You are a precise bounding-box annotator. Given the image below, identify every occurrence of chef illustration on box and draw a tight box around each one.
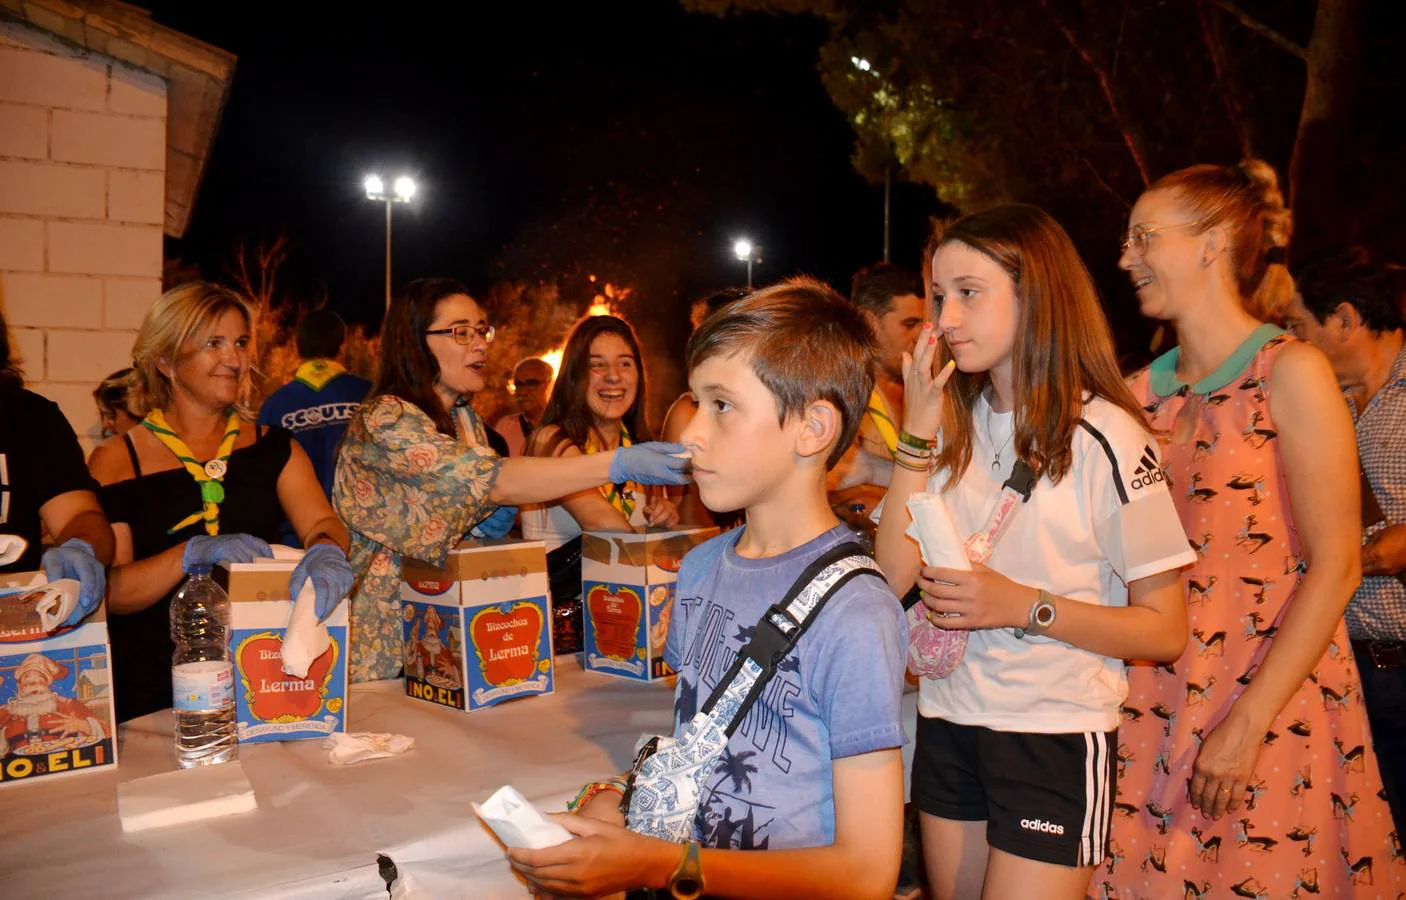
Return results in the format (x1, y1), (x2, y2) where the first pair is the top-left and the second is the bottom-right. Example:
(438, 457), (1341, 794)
(0, 654), (107, 758)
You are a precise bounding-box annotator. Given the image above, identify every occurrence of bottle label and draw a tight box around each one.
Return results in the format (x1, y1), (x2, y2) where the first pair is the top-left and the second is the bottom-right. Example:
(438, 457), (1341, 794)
(172, 660), (235, 712)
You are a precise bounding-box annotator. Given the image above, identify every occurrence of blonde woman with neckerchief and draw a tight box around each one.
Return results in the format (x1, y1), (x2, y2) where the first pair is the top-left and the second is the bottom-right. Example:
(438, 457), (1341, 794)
(89, 283), (353, 722)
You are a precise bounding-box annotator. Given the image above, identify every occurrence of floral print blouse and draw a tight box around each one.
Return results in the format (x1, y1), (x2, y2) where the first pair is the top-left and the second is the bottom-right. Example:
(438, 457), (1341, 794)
(334, 396), (501, 682)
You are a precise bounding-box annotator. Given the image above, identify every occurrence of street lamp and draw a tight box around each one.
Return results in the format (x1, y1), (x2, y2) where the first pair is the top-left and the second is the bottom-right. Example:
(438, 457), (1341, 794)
(364, 174), (416, 311)
(732, 238), (760, 288)
(851, 55), (892, 263)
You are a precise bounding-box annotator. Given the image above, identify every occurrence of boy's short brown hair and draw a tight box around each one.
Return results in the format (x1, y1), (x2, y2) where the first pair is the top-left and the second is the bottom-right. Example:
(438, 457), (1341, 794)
(687, 277), (878, 469)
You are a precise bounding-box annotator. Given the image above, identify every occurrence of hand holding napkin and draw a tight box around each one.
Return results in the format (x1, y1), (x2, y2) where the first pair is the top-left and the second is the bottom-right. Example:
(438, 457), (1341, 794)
(473, 785), (573, 849)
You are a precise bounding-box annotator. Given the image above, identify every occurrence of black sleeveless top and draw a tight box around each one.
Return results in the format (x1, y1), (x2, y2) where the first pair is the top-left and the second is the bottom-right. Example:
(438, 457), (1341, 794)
(99, 427), (292, 722)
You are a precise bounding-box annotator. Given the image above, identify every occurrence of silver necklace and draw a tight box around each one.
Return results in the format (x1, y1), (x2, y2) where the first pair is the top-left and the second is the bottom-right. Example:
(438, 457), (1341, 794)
(985, 401), (1014, 471)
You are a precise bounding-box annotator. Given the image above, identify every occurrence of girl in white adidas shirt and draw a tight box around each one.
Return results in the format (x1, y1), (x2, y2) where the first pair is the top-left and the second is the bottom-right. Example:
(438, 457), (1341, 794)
(876, 205), (1195, 900)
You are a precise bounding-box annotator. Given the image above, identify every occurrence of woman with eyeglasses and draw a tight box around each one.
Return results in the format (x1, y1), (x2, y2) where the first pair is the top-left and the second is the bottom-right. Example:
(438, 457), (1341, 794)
(334, 279), (689, 683)
(1105, 161), (1402, 897)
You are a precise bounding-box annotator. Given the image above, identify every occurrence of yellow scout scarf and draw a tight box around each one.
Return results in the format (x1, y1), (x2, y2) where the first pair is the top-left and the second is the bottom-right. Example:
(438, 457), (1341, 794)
(142, 409), (240, 535)
(294, 359), (347, 391)
(585, 426), (638, 519)
(866, 388), (899, 459)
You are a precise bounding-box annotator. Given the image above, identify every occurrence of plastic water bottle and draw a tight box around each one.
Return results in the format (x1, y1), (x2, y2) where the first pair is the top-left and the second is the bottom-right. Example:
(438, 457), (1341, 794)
(170, 567), (237, 767)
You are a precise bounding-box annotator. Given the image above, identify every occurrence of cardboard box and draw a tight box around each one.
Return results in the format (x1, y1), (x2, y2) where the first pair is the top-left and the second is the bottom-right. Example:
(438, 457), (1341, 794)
(215, 560), (349, 742)
(0, 572), (118, 786)
(580, 528), (717, 681)
(401, 539), (554, 712)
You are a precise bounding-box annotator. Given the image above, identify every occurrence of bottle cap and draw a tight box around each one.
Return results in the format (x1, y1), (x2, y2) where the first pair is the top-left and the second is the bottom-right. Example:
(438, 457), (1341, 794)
(186, 565), (213, 577)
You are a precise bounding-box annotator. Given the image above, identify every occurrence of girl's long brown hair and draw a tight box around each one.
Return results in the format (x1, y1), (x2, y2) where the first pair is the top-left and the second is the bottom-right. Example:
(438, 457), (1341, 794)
(931, 204), (1147, 488)
(529, 314), (652, 456)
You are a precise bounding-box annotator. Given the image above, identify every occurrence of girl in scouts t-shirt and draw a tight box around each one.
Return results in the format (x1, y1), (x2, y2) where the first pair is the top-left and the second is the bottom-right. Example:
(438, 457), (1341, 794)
(875, 205), (1195, 900)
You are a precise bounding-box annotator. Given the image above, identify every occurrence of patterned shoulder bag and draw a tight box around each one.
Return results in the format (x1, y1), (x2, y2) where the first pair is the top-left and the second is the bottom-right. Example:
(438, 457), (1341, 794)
(621, 541), (884, 843)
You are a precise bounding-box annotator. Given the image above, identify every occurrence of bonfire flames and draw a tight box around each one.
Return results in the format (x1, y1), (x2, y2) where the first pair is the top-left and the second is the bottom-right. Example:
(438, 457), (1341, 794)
(539, 276), (631, 377)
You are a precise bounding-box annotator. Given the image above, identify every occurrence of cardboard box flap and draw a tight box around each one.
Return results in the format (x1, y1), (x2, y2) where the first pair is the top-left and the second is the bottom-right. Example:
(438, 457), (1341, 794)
(581, 528), (718, 570)
(215, 565), (295, 603)
(404, 541), (548, 594)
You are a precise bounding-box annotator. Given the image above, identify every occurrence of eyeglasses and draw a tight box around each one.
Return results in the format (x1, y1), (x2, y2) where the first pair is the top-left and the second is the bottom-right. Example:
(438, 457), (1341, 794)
(425, 324), (495, 345)
(1120, 220), (1204, 255)
(514, 378), (548, 389)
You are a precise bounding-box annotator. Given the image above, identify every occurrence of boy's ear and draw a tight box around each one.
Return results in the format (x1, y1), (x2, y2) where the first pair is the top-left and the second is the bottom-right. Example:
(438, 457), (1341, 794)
(795, 399), (842, 463)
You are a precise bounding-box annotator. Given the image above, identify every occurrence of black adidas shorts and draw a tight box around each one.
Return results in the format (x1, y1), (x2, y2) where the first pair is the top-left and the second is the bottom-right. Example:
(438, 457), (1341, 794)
(911, 716), (1117, 868)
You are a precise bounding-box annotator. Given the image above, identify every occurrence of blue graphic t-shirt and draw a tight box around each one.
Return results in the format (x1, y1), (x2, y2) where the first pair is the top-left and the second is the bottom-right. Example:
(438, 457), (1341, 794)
(664, 524), (907, 851)
(257, 360), (371, 498)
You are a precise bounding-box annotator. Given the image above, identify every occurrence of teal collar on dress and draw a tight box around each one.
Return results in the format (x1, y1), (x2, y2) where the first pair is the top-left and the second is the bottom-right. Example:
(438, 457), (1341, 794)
(1148, 323), (1286, 397)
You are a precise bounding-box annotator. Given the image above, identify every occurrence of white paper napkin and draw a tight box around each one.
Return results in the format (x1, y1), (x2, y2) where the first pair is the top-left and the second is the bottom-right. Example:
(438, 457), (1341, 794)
(33, 579), (81, 631)
(267, 545), (331, 679)
(906, 492), (972, 570)
(0, 535), (28, 567)
(324, 731), (415, 766)
(472, 785), (573, 850)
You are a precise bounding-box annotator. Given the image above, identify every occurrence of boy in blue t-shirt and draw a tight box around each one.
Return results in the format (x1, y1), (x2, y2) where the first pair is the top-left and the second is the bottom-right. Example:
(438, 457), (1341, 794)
(509, 279), (908, 898)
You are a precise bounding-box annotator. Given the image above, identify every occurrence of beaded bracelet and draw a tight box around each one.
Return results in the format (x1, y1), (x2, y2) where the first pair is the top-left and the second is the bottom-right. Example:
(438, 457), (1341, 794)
(567, 778), (627, 813)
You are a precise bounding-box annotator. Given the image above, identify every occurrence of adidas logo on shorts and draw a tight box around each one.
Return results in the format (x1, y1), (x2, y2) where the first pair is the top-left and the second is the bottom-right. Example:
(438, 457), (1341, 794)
(1020, 817), (1066, 836)
(1130, 445), (1166, 490)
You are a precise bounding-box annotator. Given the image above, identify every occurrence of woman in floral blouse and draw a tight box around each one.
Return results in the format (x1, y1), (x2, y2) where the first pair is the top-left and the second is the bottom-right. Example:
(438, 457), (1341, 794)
(335, 278), (690, 682)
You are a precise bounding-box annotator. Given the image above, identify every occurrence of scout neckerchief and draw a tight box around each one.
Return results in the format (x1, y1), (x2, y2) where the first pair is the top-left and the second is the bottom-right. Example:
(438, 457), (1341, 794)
(142, 409), (241, 535)
(293, 358), (347, 391)
(584, 425), (638, 519)
(866, 387), (899, 459)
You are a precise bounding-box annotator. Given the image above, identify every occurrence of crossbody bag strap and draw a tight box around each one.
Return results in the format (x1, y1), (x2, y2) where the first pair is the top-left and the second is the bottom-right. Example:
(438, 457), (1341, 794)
(700, 541), (882, 737)
(899, 458), (1037, 611)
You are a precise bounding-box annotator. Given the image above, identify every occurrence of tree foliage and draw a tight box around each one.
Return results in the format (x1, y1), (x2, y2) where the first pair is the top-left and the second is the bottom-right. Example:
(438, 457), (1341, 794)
(689, 0), (1313, 234)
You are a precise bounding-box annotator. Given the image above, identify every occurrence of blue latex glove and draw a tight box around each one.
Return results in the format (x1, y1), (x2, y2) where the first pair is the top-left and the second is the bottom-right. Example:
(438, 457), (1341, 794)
(289, 544), (355, 622)
(471, 504), (519, 539)
(41, 538), (105, 627)
(182, 534), (273, 574)
(609, 442), (691, 486)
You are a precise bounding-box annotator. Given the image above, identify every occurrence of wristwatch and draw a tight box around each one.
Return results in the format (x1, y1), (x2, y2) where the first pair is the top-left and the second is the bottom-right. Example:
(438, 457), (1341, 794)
(1015, 590), (1057, 639)
(666, 841), (705, 900)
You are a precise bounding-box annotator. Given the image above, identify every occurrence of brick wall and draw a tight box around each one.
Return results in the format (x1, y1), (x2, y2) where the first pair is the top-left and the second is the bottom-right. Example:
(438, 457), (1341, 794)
(0, 23), (167, 452)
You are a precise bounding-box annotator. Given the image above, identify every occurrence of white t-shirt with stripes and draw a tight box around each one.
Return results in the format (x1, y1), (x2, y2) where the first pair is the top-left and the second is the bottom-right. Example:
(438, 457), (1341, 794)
(915, 393), (1195, 733)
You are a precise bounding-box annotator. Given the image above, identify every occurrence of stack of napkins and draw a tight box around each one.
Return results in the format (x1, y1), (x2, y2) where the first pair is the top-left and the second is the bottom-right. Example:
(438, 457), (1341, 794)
(117, 761), (258, 833)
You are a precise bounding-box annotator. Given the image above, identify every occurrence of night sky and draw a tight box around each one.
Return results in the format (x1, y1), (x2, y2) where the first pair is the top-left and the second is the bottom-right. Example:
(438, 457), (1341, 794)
(144, 2), (946, 332)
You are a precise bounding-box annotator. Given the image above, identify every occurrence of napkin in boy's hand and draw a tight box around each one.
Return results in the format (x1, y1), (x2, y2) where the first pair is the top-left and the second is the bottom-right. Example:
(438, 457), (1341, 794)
(324, 731), (415, 766)
(473, 785), (573, 849)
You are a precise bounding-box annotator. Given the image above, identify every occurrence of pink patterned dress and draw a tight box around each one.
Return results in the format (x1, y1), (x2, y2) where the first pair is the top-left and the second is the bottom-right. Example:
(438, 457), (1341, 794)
(1103, 326), (1404, 899)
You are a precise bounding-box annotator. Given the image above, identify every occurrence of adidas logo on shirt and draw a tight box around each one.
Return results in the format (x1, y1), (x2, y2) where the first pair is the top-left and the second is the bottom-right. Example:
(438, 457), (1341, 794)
(1020, 817), (1066, 835)
(1130, 445), (1166, 490)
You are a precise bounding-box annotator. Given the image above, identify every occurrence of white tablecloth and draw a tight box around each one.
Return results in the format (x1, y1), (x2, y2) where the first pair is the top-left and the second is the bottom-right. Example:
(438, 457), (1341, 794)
(3, 659), (920, 899)
(1, 658), (675, 899)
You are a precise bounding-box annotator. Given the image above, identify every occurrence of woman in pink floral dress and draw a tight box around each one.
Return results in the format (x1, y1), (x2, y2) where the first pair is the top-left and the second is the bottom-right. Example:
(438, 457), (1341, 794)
(1103, 161), (1404, 898)
(334, 278), (690, 682)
